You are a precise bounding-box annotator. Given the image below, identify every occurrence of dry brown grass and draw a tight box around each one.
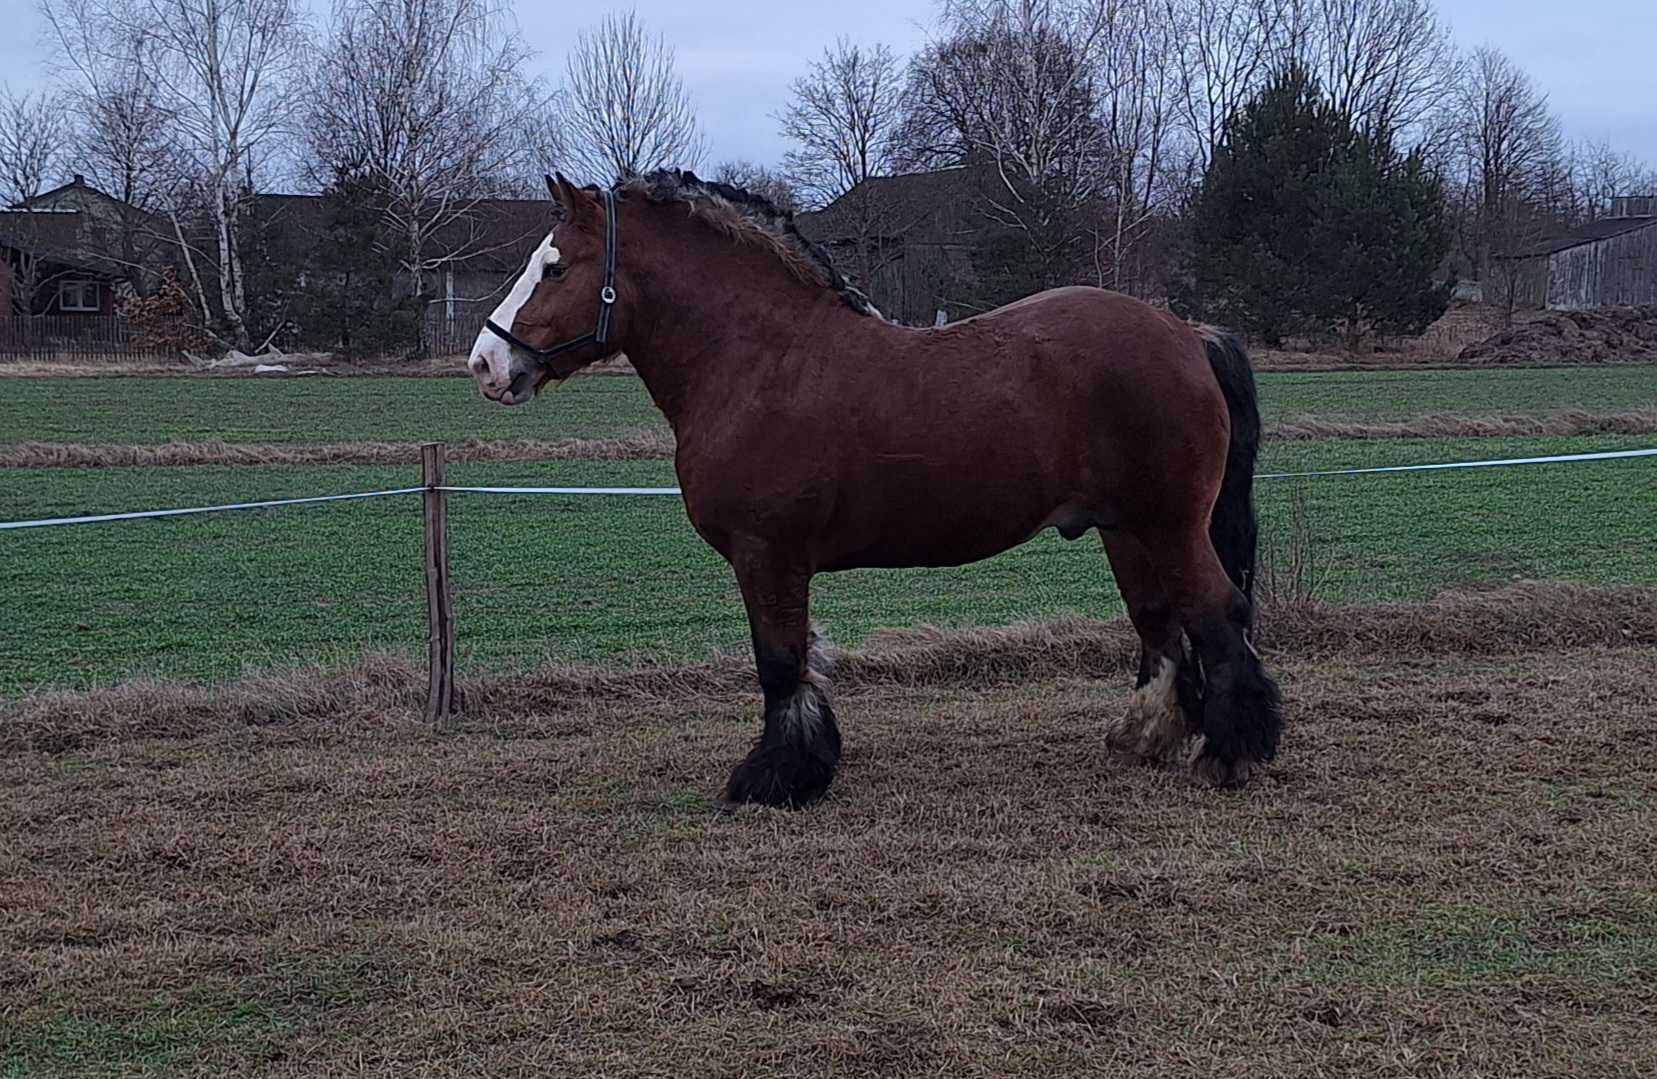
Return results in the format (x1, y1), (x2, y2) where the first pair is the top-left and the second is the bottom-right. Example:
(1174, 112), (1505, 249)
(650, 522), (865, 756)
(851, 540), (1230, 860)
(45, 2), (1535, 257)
(0, 359), (196, 378)
(0, 355), (639, 379)
(1266, 407), (1657, 441)
(6, 410), (1655, 470)
(8, 582), (1652, 752)
(4, 582), (1655, 1076)
(0, 430), (676, 469)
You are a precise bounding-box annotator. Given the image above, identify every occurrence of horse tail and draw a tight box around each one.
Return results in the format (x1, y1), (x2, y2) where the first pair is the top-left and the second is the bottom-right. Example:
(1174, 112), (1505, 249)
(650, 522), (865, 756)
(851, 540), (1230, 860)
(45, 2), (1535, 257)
(1198, 326), (1262, 606)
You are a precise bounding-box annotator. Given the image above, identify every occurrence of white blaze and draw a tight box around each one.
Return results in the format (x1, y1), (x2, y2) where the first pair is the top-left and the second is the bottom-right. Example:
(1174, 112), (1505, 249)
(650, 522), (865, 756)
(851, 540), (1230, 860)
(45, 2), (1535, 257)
(467, 231), (561, 384)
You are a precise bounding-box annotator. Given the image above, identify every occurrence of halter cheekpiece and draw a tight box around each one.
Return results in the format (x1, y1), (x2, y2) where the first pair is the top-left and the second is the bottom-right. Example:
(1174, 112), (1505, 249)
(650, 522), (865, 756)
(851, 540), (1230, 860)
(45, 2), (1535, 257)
(483, 185), (619, 375)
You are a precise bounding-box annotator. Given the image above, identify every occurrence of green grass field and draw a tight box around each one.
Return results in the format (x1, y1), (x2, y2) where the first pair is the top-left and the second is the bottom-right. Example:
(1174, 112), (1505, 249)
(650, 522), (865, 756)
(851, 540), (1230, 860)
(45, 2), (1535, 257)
(1, 365), (1655, 447)
(3, 435), (1653, 693)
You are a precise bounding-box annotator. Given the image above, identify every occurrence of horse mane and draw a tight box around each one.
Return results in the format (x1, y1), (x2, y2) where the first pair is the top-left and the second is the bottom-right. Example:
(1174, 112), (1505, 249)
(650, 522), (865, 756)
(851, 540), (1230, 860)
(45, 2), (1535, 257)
(614, 169), (880, 318)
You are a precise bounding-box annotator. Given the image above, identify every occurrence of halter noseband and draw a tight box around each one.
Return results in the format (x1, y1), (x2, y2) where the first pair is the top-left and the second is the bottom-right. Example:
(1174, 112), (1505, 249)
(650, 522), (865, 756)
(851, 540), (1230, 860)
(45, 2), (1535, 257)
(483, 185), (619, 375)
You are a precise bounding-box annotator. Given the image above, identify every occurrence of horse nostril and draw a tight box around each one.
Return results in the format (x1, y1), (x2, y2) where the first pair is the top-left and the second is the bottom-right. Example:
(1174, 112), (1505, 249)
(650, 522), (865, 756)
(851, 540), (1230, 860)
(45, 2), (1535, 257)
(467, 354), (487, 377)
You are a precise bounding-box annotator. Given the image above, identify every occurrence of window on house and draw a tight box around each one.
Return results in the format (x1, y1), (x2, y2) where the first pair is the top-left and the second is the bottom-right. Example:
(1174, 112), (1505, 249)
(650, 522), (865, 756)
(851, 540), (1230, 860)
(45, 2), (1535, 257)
(59, 280), (100, 312)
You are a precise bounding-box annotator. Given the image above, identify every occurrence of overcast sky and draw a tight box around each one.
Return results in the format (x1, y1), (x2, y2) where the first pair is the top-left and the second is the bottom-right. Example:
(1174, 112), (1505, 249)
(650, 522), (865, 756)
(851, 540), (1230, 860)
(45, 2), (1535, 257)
(3, 0), (1653, 178)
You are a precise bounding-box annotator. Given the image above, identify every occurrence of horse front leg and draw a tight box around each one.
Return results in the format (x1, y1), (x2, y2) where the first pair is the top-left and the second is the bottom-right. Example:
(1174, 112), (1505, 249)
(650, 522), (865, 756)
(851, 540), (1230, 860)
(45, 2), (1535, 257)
(719, 555), (841, 809)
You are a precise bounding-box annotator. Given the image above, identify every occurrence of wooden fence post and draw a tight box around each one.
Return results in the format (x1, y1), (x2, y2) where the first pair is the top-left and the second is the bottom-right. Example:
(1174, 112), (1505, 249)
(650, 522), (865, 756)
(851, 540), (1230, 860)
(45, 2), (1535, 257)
(421, 442), (457, 723)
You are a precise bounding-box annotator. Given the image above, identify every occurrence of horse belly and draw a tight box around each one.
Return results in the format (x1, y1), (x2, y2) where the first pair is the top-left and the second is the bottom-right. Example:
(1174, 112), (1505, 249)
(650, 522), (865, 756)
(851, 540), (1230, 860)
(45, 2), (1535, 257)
(818, 477), (1073, 571)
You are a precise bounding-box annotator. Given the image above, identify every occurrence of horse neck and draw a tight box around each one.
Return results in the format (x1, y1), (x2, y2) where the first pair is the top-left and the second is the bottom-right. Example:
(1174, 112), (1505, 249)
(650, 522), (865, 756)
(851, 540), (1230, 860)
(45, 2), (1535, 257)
(618, 222), (860, 429)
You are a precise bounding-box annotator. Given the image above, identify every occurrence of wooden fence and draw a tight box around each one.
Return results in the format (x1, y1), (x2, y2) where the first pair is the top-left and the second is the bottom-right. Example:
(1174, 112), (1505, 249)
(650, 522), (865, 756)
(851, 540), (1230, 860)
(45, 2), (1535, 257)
(0, 312), (478, 362)
(6, 439), (1656, 721)
(0, 316), (183, 361)
(424, 317), (479, 357)
(423, 297), (495, 357)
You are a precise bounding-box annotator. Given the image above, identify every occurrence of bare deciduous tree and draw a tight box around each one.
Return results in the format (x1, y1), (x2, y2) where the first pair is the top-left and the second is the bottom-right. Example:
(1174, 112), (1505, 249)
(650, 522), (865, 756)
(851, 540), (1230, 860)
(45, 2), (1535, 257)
(712, 160), (801, 213)
(1451, 46), (1563, 282)
(562, 10), (705, 182)
(307, 0), (550, 340)
(942, 0), (1109, 198)
(778, 39), (904, 209)
(777, 37), (904, 296)
(895, 0), (1187, 298)
(1572, 140), (1657, 222)
(0, 85), (75, 315)
(1094, 0), (1183, 294)
(0, 87), (71, 206)
(70, 35), (180, 293)
(1165, 0), (1284, 169)
(43, 0), (304, 346)
(517, 94), (570, 195)
(894, 0), (1115, 306)
(1279, 0), (1458, 138)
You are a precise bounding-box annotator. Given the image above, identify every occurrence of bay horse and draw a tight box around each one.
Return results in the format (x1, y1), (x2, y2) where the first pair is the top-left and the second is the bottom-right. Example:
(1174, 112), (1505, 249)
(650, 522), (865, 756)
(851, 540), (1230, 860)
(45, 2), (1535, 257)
(467, 170), (1282, 807)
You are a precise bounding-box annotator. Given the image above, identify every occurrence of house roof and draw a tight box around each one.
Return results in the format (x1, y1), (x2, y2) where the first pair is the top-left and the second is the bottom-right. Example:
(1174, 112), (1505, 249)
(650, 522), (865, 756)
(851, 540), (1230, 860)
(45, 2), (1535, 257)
(1504, 214), (1657, 258)
(17, 175), (97, 207)
(0, 211), (127, 278)
(252, 194), (553, 274)
(795, 166), (993, 246)
(16, 175), (170, 232)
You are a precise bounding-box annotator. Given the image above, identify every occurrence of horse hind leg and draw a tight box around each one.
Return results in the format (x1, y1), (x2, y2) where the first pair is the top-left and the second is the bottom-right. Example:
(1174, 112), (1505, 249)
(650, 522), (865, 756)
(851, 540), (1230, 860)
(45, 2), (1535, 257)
(1140, 524), (1283, 787)
(1101, 531), (1202, 765)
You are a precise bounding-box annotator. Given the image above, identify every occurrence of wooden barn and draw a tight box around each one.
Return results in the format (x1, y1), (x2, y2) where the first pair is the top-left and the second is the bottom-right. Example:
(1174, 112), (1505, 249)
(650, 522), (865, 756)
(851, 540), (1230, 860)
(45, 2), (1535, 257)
(1499, 195), (1657, 310)
(794, 167), (990, 326)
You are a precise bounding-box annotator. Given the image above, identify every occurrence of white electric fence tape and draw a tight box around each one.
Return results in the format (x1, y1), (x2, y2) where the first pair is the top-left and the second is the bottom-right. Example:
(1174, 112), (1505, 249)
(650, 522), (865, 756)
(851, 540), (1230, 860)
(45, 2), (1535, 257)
(437, 485), (684, 496)
(0, 487), (425, 531)
(1254, 446), (1657, 479)
(2, 447), (1653, 531)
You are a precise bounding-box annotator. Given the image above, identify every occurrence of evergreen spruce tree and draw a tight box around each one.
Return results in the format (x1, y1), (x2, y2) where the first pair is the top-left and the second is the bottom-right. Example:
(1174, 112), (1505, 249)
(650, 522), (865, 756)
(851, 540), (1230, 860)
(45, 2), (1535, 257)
(1176, 66), (1452, 347)
(964, 174), (1091, 312)
(240, 169), (420, 356)
(297, 171), (421, 356)
(1315, 128), (1454, 346)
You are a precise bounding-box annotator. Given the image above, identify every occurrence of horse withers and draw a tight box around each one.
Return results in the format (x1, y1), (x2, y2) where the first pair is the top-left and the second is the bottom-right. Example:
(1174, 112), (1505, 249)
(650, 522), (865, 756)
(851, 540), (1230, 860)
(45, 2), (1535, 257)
(467, 170), (1282, 808)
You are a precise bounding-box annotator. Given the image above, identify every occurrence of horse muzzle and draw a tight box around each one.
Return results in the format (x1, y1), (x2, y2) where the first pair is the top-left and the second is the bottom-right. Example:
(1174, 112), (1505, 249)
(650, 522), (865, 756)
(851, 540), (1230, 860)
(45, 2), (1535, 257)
(469, 344), (549, 406)
(483, 365), (546, 406)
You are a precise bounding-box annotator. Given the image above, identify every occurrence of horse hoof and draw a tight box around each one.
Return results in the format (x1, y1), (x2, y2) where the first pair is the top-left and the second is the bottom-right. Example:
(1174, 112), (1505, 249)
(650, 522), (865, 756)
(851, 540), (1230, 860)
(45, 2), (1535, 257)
(721, 742), (835, 809)
(1105, 712), (1191, 767)
(1187, 742), (1266, 789)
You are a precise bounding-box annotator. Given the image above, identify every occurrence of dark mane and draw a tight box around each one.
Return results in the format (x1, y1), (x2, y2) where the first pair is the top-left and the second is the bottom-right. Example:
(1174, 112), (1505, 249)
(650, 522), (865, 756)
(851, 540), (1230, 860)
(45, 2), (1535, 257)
(615, 169), (879, 318)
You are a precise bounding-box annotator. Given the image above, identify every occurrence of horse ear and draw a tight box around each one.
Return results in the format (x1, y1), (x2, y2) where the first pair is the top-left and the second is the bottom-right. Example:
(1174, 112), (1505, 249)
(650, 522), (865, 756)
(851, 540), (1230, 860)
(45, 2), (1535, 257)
(548, 171), (594, 227)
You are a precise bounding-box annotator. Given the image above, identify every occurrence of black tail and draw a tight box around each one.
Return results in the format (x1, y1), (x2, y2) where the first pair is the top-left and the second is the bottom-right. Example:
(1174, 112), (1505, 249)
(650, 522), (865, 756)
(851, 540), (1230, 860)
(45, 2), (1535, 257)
(1200, 329), (1262, 606)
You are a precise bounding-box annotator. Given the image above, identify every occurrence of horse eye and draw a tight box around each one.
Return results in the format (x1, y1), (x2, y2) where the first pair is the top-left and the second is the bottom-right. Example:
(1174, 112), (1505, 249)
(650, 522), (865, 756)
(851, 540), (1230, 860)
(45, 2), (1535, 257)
(542, 262), (565, 280)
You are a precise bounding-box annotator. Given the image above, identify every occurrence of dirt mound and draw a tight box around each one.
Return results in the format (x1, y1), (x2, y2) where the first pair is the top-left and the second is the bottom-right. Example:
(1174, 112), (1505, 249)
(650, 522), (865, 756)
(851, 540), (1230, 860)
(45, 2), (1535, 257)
(1459, 306), (1657, 364)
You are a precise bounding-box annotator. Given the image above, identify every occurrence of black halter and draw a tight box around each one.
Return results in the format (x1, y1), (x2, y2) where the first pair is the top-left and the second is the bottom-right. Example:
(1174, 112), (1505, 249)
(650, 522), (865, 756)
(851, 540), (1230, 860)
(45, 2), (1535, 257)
(483, 185), (619, 372)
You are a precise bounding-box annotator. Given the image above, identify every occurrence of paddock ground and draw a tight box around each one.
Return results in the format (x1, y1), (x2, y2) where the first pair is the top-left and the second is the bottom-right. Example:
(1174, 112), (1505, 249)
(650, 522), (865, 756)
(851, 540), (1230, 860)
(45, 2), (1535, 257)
(2, 368), (1655, 1074)
(3, 585), (1655, 1076)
